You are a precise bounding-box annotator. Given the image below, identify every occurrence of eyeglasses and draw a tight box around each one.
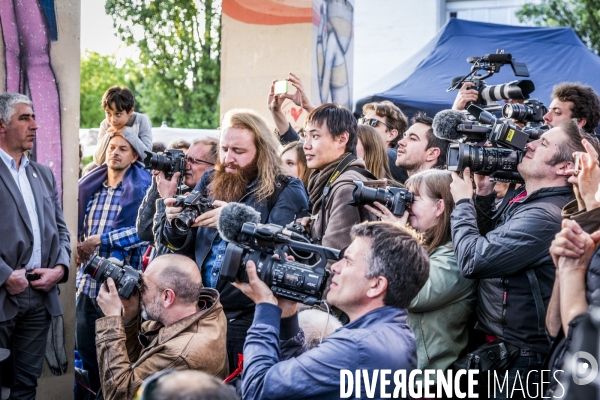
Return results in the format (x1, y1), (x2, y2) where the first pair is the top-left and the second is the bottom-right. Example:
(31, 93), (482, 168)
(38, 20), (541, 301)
(359, 117), (393, 131)
(185, 156), (215, 166)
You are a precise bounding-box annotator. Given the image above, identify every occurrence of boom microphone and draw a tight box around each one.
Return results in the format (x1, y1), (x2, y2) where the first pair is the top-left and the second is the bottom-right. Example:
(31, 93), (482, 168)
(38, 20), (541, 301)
(432, 109), (468, 142)
(218, 203), (261, 243)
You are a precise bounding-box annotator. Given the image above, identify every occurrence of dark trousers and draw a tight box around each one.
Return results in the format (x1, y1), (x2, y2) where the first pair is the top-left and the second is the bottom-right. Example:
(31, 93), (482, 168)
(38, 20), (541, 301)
(226, 314), (253, 373)
(75, 293), (104, 394)
(0, 286), (51, 400)
(489, 354), (544, 400)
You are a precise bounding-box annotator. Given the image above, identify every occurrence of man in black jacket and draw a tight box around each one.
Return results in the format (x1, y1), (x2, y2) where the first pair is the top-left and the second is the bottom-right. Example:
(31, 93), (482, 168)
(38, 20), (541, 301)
(449, 120), (586, 399)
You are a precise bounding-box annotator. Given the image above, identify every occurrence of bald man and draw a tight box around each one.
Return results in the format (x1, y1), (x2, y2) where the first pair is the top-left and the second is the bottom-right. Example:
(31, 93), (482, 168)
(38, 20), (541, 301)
(95, 254), (228, 400)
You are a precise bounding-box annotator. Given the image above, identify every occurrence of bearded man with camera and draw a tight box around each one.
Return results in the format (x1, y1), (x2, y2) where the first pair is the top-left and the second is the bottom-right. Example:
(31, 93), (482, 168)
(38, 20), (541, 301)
(94, 254), (228, 400)
(162, 109), (308, 373)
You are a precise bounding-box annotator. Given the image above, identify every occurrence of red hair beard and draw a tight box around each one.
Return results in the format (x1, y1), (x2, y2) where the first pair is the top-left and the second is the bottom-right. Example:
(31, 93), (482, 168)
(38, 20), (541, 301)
(208, 158), (259, 203)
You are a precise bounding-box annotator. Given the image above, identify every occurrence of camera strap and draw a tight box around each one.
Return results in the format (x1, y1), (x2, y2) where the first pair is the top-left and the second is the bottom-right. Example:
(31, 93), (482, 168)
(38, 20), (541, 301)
(316, 154), (363, 242)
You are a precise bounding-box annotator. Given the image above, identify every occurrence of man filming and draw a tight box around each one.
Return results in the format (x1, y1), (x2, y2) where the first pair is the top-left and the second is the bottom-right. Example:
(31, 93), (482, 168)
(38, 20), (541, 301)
(449, 120), (588, 397)
(95, 254), (228, 400)
(233, 221), (429, 400)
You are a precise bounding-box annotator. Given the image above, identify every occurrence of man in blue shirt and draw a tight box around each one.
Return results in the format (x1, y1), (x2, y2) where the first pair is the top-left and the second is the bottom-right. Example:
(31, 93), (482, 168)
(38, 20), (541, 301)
(76, 134), (151, 394)
(233, 221), (430, 400)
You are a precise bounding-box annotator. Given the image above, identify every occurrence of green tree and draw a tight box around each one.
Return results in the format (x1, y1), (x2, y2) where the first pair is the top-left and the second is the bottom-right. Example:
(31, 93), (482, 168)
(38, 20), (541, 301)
(517, 0), (600, 55)
(105, 0), (221, 128)
(80, 51), (141, 128)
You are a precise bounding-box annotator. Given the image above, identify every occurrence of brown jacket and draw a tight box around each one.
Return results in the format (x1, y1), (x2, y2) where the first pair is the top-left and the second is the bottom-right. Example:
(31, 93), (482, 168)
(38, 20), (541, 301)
(95, 288), (228, 400)
(309, 158), (376, 251)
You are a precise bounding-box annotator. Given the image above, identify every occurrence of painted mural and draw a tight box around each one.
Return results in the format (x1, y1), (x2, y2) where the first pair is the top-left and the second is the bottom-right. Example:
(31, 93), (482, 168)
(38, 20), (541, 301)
(315, 0), (353, 110)
(0, 0), (63, 194)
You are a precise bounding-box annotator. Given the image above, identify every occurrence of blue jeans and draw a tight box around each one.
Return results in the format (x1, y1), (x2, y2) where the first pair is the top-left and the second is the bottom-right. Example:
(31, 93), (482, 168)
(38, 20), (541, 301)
(75, 294), (104, 394)
(490, 354), (544, 399)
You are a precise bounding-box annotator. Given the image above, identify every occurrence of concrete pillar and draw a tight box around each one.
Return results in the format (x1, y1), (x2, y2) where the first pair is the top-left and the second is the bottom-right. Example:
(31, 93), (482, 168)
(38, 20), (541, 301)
(0, 0), (79, 398)
(221, 0), (354, 132)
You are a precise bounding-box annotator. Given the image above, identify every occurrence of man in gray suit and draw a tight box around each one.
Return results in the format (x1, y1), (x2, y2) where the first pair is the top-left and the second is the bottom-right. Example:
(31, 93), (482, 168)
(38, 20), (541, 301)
(0, 93), (70, 399)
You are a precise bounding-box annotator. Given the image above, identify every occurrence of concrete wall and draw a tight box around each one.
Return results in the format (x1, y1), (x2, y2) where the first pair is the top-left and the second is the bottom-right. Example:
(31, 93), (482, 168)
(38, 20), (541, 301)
(0, 0), (79, 398)
(221, 0), (355, 132)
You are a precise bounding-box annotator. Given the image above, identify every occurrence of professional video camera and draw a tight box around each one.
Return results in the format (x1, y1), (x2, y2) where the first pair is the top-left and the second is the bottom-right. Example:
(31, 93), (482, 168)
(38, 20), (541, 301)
(170, 190), (215, 235)
(217, 203), (340, 305)
(348, 180), (413, 217)
(433, 103), (550, 183)
(448, 50), (534, 108)
(83, 255), (142, 299)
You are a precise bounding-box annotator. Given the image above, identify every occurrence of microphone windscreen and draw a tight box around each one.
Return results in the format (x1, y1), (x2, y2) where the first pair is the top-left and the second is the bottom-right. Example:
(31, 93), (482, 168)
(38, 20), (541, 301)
(432, 109), (467, 142)
(218, 202), (261, 243)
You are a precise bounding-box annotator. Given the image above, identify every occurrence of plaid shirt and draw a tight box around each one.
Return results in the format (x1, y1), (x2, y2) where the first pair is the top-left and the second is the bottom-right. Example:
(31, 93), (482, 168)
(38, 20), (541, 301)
(76, 181), (148, 298)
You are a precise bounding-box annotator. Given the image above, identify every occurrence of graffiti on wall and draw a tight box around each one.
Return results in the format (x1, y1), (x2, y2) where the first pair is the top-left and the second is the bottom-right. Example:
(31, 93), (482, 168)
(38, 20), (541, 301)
(0, 0), (63, 194)
(315, 0), (353, 110)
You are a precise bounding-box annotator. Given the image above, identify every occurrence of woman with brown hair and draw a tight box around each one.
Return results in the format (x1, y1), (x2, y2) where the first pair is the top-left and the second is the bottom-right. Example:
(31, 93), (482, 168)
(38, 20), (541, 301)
(357, 124), (401, 186)
(280, 141), (313, 188)
(365, 169), (476, 391)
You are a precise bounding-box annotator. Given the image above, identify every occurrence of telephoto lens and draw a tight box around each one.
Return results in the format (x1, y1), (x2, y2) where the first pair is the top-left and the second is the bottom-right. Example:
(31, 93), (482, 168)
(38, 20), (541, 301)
(349, 181), (413, 217)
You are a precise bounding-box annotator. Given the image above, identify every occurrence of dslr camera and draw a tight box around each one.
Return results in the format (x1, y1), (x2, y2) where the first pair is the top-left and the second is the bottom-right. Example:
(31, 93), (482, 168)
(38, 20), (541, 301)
(143, 149), (186, 180)
(219, 222), (340, 306)
(83, 255), (141, 299)
(171, 190), (215, 235)
(348, 180), (413, 217)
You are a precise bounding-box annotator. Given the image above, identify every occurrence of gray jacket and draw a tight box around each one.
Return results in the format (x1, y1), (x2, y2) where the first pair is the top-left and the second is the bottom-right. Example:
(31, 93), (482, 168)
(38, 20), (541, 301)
(0, 160), (70, 321)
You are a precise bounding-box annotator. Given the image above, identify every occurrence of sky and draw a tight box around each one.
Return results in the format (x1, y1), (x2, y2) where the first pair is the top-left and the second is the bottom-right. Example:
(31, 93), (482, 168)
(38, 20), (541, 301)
(80, 1), (126, 57)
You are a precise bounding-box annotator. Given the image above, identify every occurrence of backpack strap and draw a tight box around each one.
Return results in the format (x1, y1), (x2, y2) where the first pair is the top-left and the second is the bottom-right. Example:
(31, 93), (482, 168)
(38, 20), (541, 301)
(264, 175), (292, 221)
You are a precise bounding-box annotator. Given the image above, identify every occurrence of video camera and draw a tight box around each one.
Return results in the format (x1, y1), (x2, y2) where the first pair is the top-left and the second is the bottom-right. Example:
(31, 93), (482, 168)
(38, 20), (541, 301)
(438, 51), (550, 183)
(448, 50), (534, 108)
(83, 255), (142, 299)
(217, 203), (340, 305)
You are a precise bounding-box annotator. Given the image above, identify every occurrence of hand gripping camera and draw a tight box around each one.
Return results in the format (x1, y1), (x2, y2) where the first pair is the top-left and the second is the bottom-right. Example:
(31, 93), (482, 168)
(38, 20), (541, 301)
(83, 255), (142, 299)
(171, 190), (215, 235)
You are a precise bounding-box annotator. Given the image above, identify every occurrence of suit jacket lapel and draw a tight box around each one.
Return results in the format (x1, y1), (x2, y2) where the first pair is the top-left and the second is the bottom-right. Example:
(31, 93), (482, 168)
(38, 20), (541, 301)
(0, 159), (33, 234)
(26, 163), (44, 234)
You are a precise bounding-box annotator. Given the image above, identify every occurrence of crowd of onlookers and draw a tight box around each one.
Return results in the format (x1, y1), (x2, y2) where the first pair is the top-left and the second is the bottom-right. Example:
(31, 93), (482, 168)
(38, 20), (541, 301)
(2, 74), (600, 400)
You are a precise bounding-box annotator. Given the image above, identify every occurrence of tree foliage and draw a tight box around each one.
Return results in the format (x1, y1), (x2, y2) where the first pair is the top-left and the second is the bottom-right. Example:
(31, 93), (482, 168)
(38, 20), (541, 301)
(105, 0), (221, 128)
(80, 51), (141, 128)
(517, 0), (600, 55)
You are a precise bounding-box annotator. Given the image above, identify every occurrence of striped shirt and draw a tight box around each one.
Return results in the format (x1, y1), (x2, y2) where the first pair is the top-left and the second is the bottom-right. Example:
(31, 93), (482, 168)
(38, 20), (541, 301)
(76, 181), (147, 298)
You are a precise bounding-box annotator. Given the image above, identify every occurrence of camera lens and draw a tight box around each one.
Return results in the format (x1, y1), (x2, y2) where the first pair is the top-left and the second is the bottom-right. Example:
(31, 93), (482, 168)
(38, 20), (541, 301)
(172, 209), (199, 235)
(350, 181), (393, 206)
(502, 103), (533, 121)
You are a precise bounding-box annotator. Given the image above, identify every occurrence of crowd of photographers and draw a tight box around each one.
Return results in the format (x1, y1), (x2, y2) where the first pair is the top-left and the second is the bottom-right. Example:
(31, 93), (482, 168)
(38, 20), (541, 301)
(56, 63), (600, 400)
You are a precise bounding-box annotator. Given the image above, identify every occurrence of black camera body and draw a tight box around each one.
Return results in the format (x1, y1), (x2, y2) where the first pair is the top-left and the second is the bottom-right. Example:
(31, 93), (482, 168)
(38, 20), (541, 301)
(143, 149), (186, 180)
(84, 255), (141, 299)
(219, 222), (340, 305)
(446, 103), (549, 183)
(171, 190), (215, 235)
(502, 99), (547, 125)
(348, 180), (414, 217)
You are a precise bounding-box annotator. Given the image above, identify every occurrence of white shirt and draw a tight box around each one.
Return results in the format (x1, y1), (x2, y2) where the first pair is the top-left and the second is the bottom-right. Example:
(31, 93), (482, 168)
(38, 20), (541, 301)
(0, 148), (41, 270)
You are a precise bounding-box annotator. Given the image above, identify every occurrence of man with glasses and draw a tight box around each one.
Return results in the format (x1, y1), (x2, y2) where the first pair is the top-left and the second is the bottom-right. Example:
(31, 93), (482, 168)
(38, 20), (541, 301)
(136, 137), (219, 256)
(95, 253), (228, 400)
(360, 101), (409, 183)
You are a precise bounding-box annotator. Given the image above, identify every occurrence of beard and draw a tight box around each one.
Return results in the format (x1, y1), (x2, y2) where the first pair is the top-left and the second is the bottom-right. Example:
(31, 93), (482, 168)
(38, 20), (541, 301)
(209, 157), (259, 202)
(141, 296), (163, 322)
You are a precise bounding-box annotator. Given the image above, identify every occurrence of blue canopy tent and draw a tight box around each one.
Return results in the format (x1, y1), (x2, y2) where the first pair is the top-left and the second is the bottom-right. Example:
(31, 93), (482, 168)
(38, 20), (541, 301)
(355, 18), (600, 121)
